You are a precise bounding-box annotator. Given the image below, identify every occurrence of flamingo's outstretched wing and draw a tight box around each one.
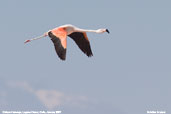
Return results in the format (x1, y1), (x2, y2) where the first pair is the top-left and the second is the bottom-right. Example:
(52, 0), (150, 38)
(48, 30), (67, 60)
(68, 32), (93, 57)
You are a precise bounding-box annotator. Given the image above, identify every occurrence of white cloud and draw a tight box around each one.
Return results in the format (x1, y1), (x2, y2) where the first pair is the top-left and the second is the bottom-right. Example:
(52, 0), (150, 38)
(7, 81), (88, 110)
(35, 90), (64, 109)
(7, 81), (34, 93)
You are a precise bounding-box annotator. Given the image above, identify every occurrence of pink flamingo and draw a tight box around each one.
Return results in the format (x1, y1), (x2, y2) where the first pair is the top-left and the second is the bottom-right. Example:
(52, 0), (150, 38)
(25, 24), (110, 60)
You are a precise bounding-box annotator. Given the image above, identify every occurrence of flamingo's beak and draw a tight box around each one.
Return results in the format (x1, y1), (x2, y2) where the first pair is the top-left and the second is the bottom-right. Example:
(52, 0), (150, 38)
(106, 29), (110, 34)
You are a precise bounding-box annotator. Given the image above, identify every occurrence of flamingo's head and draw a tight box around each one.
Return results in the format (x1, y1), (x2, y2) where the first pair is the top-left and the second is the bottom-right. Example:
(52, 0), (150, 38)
(96, 29), (110, 34)
(106, 29), (110, 33)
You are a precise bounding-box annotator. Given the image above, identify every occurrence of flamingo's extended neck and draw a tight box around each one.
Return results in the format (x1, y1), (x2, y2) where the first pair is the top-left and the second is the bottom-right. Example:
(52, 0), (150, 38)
(74, 27), (108, 34)
(75, 28), (98, 33)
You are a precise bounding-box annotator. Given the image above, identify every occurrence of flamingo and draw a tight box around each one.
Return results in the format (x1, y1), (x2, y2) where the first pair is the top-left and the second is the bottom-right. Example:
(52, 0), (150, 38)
(24, 24), (110, 60)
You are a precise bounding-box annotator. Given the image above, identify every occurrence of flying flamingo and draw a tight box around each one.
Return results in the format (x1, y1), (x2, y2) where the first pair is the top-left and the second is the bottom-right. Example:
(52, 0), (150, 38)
(24, 24), (110, 60)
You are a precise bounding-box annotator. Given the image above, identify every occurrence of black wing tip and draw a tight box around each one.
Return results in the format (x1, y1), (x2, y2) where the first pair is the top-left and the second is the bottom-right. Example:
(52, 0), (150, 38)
(60, 57), (66, 61)
(56, 48), (66, 60)
(88, 55), (93, 57)
(86, 52), (93, 57)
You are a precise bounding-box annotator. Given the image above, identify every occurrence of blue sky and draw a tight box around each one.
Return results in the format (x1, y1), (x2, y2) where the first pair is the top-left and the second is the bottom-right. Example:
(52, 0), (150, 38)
(0, 0), (171, 114)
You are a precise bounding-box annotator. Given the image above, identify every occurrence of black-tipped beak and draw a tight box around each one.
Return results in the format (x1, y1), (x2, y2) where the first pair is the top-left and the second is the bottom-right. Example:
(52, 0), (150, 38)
(106, 29), (110, 34)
